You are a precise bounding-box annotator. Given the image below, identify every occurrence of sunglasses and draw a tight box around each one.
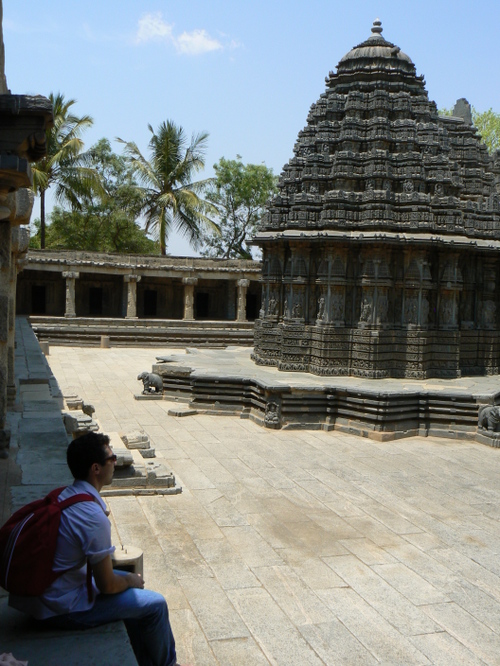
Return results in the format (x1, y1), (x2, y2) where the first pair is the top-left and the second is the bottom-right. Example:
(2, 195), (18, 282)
(104, 454), (117, 463)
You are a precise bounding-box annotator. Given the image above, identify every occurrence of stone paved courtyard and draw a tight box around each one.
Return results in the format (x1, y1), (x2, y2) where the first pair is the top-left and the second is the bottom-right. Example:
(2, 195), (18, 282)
(47, 346), (500, 665)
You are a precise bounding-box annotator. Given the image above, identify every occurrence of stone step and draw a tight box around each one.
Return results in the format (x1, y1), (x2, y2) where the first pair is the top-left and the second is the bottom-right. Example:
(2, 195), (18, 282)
(29, 316), (255, 348)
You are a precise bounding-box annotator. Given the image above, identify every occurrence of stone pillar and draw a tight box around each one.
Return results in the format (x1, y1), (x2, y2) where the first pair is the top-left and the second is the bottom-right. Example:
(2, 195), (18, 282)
(124, 274), (141, 319)
(7, 226), (29, 404)
(438, 253), (461, 330)
(481, 258), (497, 329)
(182, 277), (198, 320)
(236, 279), (250, 322)
(62, 271), (79, 317)
(0, 28), (53, 455)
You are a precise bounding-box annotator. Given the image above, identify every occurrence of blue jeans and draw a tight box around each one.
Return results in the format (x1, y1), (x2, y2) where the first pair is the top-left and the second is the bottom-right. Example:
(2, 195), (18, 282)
(40, 573), (177, 666)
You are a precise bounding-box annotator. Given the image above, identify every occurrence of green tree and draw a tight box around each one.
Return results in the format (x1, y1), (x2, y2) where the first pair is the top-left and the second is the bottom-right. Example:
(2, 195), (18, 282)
(200, 156), (277, 259)
(117, 121), (217, 255)
(440, 106), (500, 152)
(29, 139), (157, 254)
(472, 108), (500, 153)
(31, 92), (102, 248)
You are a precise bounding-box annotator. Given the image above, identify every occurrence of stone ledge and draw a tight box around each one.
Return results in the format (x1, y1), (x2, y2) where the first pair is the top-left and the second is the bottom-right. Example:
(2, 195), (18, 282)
(0, 599), (138, 666)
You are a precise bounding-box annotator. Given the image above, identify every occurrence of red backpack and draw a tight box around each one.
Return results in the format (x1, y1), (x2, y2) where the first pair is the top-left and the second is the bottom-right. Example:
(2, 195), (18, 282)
(0, 486), (94, 596)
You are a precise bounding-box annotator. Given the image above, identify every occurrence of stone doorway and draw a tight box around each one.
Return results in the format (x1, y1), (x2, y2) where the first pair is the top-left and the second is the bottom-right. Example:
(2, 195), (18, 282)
(89, 287), (103, 316)
(143, 289), (157, 317)
(195, 292), (209, 318)
(31, 285), (46, 315)
(246, 292), (259, 320)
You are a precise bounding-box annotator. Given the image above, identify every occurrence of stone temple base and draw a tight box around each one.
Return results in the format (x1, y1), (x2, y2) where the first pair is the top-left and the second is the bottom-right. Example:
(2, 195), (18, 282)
(142, 347), (500, 445)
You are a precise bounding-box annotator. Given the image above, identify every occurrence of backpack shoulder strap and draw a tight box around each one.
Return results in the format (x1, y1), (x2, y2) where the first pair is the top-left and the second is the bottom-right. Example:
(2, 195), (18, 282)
(58, 493), (96, 511)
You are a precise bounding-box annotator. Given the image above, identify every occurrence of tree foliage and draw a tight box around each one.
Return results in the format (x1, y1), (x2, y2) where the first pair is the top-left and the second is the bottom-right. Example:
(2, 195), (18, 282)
(117, 121), (217, 255)
(29, 139), (157, 254)
(472, 108), (500, 153)
(440, 106), (500, 153)
(200, 157), (277, 259)
(31, 92), (103, 248)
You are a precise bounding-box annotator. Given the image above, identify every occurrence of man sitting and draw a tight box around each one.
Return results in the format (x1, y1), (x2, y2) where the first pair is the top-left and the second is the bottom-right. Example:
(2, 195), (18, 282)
(9, 432), (185, 666)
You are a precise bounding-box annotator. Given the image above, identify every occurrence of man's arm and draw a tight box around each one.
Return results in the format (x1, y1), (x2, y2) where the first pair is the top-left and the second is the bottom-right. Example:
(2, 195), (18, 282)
(92, 555), (145, 595)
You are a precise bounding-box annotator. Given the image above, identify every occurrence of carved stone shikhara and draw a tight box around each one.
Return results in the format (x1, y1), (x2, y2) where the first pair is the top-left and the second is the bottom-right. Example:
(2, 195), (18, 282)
(253, 20), (500, 379)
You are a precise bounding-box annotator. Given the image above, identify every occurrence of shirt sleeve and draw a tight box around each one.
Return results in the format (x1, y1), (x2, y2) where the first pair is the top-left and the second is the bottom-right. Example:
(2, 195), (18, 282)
(68, 503), (115, 565)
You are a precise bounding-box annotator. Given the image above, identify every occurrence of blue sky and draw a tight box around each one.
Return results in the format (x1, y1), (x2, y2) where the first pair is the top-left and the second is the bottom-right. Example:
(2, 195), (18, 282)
(4, 0), (500, 256)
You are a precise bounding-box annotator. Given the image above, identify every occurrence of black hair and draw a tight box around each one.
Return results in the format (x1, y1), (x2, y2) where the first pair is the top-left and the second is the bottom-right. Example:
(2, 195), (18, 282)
(67, 432), (111, 480)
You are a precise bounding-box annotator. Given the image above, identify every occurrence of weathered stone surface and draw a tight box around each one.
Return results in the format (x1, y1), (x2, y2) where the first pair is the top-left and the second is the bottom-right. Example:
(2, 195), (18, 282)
(62, 410), (99, 435)
(140, 447), (156, 458)
(121, 430), (150, 449)
(114, 447), (134, 467)
(64, 391), (83, 410)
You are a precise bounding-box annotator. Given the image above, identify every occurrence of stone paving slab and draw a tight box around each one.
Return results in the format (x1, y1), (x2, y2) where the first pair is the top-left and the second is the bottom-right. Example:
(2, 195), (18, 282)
(44, 345), (500, 665)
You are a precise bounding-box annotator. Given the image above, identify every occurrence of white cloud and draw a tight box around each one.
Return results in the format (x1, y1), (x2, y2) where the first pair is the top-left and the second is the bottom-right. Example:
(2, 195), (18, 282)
(135, 13), (224, 55)
(136, 12), (173, 44)
(176, 29), (222, 55)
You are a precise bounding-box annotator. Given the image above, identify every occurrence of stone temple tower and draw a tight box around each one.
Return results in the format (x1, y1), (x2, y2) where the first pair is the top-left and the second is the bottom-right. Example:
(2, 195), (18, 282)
(253, 20), (500, 379)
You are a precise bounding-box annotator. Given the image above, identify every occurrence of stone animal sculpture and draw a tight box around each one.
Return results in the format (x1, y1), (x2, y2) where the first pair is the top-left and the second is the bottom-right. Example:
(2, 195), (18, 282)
(137, 371), (163, 394)
(478, 405), (500, 432)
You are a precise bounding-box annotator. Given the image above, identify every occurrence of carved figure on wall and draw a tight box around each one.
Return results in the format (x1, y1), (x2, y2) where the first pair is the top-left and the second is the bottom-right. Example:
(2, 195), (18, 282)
(317, 296), (325, 321)
(268, 296), (277, 315)
(137, 371), (163, 394)
(478, 405), (500, 432)
(331, 291), (344, 321)
(435, 183), (444, 196)
(404, 296), (418, 325)
(360, 294), (373, 323)
(403, 179), (414, 193)
(264, 401), (281, 428)
(292, 298), (303, 318)
(441, 296), (456, 326)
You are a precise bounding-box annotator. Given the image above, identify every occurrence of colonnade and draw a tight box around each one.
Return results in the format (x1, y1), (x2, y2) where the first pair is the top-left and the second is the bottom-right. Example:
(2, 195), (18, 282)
(59, 271), (254, 321)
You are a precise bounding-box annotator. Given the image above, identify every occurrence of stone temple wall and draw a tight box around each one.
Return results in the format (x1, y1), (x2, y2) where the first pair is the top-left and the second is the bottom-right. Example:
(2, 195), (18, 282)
(253, 20), (500, 379)
(253, 243), (500, 378)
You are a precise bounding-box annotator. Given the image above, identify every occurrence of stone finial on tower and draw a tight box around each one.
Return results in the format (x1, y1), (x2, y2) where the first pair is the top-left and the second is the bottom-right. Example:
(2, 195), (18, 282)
(371, 18), (383, 37)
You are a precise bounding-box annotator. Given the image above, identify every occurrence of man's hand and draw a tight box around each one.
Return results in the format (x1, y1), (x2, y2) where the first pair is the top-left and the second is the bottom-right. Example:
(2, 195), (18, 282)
(126, 572), (145, 589)
(93, 555), (144, 594)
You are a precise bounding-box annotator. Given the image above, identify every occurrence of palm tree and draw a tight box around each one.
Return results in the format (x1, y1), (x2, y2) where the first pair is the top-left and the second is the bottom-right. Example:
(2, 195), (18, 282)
(32, 92), (101, 248)
(117, 121), (218, 255)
